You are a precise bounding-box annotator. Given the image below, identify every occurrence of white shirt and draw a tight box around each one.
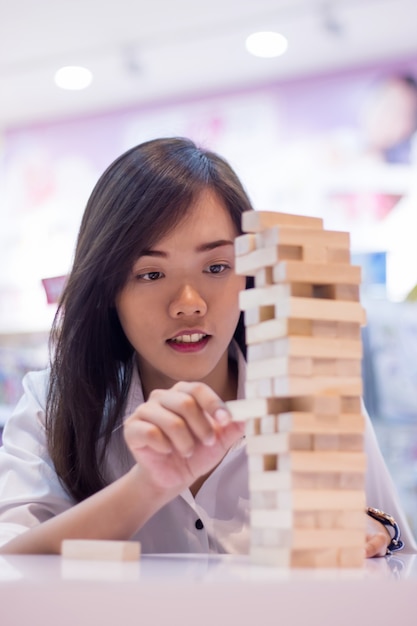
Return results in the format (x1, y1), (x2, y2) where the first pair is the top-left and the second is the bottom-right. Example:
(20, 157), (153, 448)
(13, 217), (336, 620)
(0, 347), (415, 552)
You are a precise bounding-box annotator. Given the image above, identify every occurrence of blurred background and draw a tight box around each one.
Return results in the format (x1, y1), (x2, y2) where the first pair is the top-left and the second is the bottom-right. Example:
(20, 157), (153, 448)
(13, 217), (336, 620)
(1, 0), (417, 535)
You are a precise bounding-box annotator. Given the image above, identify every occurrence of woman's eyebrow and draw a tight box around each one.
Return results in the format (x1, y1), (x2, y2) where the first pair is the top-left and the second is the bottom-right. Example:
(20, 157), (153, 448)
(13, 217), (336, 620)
(140, 239), (234, 258)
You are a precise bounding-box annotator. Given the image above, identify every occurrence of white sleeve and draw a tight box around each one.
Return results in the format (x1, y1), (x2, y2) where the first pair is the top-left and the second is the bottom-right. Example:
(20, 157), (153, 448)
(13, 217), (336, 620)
(364, 405), (417, 552)
(0, 370), (74, 547)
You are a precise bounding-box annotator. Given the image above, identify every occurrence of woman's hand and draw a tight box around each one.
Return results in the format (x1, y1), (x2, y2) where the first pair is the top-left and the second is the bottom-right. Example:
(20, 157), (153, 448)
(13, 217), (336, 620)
(124, 381), (244, 495)
(365, 514), (391, 557)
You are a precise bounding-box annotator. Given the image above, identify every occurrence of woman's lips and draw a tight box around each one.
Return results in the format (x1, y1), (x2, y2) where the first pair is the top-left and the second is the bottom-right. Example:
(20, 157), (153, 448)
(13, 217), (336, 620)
(167, 333), (210, 353)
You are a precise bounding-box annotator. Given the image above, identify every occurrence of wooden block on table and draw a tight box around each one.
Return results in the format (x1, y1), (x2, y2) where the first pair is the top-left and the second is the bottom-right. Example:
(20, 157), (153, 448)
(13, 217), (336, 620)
(272, 260), (361, 286)
(242, 210), (324, 233)
(61, 539), (141, 561)
(251, 546), (341, 568)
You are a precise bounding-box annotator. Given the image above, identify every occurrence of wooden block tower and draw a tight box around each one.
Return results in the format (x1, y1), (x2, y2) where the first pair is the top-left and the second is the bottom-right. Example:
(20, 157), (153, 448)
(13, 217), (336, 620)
(227, 211), (367, 568)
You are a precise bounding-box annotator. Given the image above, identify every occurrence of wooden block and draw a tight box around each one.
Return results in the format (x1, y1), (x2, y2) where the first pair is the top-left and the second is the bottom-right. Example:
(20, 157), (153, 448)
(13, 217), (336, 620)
(272, 260), (361, 286)
(313, 284), (360, 302)
(276, 489), (366, 511)
(280, 296), (366, 324)
(311, 320), (362, 339)
(272, 528), (365, 549)
(245, 417), (261, 436)
(234, 233), (256, 256)
(258, 225), (350, 250)
(246, 433), (313, 455)
(226, 397), (288, 421)
(239, 284), (290, 309)
(311, 358), (362, 377)
(247, 341), (276, 361)
(292, 471), (365, 490)
(254, 266), (274, 288)
(341, 396), (362, 413)
(250, 546), (291, 567)
(278, 451), (366, 473)
(242, 210), (323, 233)
(277, 411), (365, 434)
(246, 318), (312, 344)
(272, 375), (363, 397)
(327, 248), (352, 264)
(244, 305), (275, 326)
(250, 509), (292, 528)
(301, 245), (328, 263)
(61, 539), (141, 561)
(269, 336), (363, 359)
(336, 321), (363, 339)
(235, 246), (280, 275)
(291, 395), (342, 415)
(246, 356), (313, 380)
(249, 471), (292, 491)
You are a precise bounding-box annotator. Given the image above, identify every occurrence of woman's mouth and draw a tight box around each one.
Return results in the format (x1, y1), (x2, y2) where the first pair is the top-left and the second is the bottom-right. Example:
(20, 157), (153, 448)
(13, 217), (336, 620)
(167, 333), (210, 352)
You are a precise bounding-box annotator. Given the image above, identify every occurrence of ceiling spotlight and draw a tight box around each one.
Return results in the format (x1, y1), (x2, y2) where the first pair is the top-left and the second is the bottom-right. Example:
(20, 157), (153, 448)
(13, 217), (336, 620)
(54, 66), (93, 90)
(245, 31), (288, 58)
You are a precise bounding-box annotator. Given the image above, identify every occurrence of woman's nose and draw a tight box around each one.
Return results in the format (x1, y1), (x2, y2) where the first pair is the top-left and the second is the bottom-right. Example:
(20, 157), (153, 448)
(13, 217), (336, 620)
(168, 283), (207, 318)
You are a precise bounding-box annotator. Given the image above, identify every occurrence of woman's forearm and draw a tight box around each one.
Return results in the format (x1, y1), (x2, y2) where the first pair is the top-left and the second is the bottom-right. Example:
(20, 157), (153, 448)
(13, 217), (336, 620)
(0, 465), (175, 555)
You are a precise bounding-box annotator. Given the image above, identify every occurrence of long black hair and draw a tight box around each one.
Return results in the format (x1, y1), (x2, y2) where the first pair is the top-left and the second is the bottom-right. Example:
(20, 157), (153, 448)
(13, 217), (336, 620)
(46, 137), (254, 502)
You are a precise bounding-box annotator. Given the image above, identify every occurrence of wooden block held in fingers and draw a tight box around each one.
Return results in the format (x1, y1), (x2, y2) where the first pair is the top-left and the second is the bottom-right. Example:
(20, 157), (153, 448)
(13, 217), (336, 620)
(61, 539), (141, 561)
(226, 397), (290, 421)
(242, 210), (323, 233)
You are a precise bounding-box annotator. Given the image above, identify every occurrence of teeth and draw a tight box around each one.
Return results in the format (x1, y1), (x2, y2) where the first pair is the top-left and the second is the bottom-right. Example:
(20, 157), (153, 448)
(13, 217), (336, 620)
(172, 333), (206, 344)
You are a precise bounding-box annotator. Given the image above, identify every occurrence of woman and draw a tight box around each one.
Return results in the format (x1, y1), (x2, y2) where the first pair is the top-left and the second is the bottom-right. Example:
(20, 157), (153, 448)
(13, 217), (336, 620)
(0, 137), (412, 556)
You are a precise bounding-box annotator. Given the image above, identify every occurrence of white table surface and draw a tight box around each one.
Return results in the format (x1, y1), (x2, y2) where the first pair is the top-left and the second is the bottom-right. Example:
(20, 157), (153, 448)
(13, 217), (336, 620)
(0, 552), (416, 626)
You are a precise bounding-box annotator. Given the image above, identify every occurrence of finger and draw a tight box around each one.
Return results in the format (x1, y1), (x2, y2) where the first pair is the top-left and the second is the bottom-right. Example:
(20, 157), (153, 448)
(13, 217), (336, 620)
(131, 399), (197, 458)
(365, 532), (389, 558)
(171, 381), (233, 427)
(124, 418), (173, 455)
(152, 385), (222, 445)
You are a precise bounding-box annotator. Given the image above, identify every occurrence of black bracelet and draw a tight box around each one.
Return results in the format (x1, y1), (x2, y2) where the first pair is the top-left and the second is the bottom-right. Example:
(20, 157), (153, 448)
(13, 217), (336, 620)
(366, 506), (404, 554)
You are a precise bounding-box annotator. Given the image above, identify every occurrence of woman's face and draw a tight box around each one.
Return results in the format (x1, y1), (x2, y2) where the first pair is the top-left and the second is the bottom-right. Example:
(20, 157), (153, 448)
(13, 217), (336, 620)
(115, 189), (245, 396)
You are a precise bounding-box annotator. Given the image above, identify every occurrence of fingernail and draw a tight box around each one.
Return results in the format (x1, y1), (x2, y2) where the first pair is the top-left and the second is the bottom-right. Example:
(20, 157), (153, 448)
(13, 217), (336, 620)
(214, 408), (231, 426)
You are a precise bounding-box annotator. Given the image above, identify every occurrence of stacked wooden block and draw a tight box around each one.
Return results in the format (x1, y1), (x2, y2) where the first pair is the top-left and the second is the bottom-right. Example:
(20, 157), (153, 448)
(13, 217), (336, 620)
(227, 211), (367, 567)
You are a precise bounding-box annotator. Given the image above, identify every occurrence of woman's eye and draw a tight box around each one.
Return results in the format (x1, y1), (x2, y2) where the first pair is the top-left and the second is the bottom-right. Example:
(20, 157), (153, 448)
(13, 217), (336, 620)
(136, 271), (164, 281)
(206, 263), (230, 274)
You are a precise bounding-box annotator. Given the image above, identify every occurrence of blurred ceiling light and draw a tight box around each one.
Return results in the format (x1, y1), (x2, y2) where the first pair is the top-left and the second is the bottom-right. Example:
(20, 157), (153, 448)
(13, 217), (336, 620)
(245, 31), (288, 58)
(54, 66), (93, 90)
